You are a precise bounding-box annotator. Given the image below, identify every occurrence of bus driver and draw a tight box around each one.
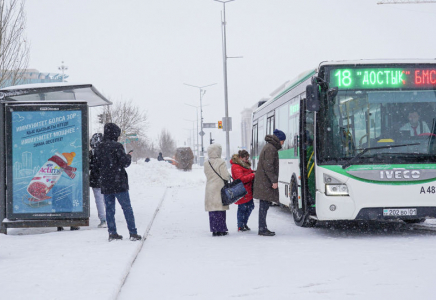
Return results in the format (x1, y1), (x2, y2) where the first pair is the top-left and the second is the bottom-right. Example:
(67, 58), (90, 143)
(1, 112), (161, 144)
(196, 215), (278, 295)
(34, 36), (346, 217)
(400, 111), (430, 136)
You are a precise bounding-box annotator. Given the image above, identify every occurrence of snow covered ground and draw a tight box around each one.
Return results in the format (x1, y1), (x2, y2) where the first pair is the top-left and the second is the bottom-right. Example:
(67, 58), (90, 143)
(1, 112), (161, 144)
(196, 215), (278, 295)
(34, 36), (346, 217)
(2, 160), (436, 300)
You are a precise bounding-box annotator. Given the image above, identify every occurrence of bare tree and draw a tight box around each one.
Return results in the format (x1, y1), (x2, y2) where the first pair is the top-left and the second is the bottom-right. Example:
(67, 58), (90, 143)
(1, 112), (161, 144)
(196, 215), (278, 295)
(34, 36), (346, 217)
(158, 129), (177, 157)
(100, 99), (148, 138)
(0, 0), (30, 88)
(158, 129), (176, 157)
(144, 141), (158, 159)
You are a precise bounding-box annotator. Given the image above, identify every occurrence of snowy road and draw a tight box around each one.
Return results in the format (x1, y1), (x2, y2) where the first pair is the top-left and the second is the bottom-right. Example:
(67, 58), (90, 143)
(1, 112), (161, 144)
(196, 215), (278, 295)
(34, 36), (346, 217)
(2, 162), (436, 300)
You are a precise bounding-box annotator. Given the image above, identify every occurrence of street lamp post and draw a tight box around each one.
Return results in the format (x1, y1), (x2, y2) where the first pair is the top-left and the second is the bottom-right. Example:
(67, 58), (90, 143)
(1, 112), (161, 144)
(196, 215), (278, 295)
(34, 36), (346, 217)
(58, 61), (68, 82)
(184, 83), (216, 166)
(213, 0), (241, 166)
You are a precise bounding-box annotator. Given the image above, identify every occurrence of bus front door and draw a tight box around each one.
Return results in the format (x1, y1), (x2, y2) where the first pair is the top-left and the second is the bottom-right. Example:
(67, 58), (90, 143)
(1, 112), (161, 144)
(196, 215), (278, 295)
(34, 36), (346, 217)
(293, 98), (316, 227)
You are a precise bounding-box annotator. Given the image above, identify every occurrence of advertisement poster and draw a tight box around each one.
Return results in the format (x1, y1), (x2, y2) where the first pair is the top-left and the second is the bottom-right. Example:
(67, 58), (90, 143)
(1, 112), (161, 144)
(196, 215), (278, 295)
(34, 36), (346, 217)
(6, 104), (88, 219)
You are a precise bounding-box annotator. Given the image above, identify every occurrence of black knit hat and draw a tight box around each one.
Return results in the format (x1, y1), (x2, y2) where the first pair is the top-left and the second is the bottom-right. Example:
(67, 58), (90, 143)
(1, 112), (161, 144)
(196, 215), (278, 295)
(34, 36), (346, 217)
(273, 129), (286, 141)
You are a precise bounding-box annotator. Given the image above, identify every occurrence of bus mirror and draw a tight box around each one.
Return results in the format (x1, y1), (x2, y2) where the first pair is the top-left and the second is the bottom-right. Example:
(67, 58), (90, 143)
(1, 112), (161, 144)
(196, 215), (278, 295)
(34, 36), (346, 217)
(306, 84), (320, 111)
(327, 87), (338, 102)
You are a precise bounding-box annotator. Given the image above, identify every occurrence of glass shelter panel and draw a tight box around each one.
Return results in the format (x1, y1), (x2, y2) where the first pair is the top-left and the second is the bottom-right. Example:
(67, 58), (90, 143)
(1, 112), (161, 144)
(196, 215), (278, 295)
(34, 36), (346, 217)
(5, 103), (89, 219)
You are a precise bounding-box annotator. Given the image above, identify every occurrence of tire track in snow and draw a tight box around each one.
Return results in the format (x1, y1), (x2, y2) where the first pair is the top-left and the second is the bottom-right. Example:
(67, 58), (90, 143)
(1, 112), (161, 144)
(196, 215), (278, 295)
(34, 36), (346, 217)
(114, 186), (170, 300)
(409, 223), (436, 233)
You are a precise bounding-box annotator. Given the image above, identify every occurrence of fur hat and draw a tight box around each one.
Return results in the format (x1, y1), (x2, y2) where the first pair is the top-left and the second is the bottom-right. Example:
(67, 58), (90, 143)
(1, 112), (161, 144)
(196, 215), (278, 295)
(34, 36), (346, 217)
(90, 133), (103, 149)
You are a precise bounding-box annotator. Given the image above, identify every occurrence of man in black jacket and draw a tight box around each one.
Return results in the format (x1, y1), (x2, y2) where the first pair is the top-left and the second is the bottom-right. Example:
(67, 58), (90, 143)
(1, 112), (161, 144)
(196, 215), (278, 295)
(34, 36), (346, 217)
(95, 123), (141, 241)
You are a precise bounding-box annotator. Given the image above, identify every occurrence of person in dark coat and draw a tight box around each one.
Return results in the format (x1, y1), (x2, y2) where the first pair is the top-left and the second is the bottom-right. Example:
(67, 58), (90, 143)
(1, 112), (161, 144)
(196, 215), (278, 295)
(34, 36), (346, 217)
(253, 129), (286, 236)
(95, 123), (141, 242)
(157, 152), (164, 161)
(89, 133), (106, 228)
(230, 150), (255, 232)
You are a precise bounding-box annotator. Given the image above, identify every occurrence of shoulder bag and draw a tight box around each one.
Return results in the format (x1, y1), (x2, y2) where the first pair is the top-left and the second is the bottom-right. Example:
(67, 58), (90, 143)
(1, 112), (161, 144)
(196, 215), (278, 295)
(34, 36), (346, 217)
(208, 161), (247, 206)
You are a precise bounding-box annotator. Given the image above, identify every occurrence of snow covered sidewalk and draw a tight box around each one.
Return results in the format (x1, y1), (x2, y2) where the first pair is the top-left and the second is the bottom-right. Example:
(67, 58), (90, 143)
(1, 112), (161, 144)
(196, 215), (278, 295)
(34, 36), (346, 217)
(0, 160), (203, 300)
(119, 182), (436, 300)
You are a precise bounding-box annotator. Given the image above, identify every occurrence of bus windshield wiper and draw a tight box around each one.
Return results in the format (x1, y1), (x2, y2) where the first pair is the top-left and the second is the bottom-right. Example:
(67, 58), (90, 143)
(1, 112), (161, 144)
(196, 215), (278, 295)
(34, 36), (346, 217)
(341, 143), (420, 169)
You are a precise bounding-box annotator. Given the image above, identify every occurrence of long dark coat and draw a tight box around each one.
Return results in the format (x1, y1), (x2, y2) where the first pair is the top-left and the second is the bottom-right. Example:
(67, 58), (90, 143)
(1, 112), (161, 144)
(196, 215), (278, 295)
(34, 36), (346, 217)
(95, 123), (132, 194)
(89, 149), (100, 188)
(253, 135), (281, 203)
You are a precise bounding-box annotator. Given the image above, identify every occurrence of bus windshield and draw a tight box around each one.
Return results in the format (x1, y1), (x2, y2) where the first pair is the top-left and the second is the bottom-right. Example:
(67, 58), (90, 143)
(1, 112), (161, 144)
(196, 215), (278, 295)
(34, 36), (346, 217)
(318, 89), (436, 165)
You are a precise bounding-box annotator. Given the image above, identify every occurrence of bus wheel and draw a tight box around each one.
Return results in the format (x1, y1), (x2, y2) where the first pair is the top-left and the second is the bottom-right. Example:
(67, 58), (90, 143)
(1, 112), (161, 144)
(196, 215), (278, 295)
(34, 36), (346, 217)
(290, 178), (315, 227)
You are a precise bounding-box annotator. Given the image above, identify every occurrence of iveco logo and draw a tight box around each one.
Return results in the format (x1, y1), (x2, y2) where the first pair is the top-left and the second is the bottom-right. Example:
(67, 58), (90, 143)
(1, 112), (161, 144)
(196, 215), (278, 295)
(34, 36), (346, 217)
(380, 170), (420, 180)
(347, 169), (436, 182)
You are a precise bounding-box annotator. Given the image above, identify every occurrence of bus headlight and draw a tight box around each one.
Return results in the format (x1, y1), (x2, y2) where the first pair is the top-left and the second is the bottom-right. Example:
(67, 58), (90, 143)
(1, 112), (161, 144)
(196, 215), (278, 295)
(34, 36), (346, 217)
(325, 184), (349, 196)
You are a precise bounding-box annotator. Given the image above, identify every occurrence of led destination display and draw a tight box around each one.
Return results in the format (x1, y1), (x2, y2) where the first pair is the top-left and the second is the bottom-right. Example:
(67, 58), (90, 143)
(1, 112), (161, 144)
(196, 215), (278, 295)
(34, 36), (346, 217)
(329, 67), (436, 89)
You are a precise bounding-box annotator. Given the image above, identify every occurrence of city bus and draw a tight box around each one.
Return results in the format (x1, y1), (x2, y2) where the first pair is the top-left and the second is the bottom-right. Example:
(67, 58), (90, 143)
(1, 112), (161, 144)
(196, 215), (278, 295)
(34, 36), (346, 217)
(251, 59), (436, 227)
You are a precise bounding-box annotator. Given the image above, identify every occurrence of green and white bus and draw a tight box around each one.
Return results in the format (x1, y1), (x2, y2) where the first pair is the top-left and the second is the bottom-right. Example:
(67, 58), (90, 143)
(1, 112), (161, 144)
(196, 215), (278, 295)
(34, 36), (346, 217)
(251, 60), (436, 227)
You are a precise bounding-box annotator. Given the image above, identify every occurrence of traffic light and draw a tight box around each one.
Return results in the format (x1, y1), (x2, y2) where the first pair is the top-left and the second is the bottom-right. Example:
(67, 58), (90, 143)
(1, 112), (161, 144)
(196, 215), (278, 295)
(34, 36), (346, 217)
(210, 138), (214, 144)
(218, 120), (223, 129)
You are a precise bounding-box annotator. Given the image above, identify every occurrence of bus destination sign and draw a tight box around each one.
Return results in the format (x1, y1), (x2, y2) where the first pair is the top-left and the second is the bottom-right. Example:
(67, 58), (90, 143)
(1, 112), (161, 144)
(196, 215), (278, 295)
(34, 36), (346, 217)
(330, 67), (436, 89)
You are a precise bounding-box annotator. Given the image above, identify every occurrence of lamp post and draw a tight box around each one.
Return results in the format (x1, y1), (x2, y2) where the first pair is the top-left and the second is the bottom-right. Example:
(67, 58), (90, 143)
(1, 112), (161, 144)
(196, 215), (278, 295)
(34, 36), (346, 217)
(184, 119), (197, 162)
(213, 0), (241, 166)
(184, 104), (201, 164)
(58, 61), (68, 82)
(184, 83), (216, 166)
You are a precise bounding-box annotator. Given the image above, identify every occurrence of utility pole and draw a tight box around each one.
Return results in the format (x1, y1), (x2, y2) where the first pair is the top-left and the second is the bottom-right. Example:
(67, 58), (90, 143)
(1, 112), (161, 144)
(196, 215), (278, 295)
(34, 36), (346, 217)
(213, 0), (242, 166)
(184, 83), (216, 166)
(184, 119), (197, 162)
(184, 105), (202, 164)
(58, 61), (68, 82)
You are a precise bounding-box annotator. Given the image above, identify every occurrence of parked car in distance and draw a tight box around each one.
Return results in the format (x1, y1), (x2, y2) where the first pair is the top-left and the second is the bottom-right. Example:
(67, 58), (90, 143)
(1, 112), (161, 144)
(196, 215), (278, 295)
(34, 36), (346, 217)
(163, 157), (177, 166)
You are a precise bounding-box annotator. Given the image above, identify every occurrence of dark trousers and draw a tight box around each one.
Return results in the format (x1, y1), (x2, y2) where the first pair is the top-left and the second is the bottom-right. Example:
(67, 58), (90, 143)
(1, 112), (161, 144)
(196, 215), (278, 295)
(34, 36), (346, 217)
(209, 211), (228, 233)
(237, 199), (254, 228)
(104, 191), (137, 235)
(258, 200), (271, 231)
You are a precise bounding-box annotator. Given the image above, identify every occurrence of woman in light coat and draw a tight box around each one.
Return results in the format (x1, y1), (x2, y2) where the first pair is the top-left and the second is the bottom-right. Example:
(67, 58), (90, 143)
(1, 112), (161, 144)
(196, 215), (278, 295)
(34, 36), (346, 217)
(204, 143), (231, 236)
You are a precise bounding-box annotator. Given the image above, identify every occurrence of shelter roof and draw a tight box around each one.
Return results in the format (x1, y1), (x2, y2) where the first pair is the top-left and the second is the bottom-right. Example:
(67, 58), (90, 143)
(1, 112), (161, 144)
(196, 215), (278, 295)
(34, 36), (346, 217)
(0, 83), (111, 107)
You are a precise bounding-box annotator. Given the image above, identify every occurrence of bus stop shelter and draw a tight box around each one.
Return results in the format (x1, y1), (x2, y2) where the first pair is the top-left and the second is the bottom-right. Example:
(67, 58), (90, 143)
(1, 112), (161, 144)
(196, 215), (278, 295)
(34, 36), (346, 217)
(0, 83), (111, 234)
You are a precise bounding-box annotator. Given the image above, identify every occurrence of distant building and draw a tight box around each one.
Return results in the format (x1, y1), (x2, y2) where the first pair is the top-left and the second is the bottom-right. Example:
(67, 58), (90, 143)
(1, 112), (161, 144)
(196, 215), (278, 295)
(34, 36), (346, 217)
(2, 69), (69, 88)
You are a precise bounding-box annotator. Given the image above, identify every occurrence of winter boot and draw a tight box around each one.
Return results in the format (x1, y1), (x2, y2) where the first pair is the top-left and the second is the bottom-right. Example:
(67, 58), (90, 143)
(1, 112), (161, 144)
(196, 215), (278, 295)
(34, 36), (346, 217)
(98, 220), (107, 228)
(129, 233), (142, 241)
(238, 226), (248, 232)
(108, 233), (123, 241)
(258, 229), (275, 236)
(70, 227), (80, 231)
(244, 225), (251, 231)
(218, 232), (228, 236)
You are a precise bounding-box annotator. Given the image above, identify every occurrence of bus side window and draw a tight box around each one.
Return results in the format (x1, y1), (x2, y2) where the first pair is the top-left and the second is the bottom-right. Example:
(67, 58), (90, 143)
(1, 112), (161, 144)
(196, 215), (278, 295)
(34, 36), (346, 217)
(252, 124), (258, 157)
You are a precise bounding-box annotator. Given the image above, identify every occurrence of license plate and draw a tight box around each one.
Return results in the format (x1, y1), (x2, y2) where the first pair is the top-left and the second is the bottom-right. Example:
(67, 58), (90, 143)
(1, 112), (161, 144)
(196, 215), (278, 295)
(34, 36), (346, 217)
(383, 208), (417, 216)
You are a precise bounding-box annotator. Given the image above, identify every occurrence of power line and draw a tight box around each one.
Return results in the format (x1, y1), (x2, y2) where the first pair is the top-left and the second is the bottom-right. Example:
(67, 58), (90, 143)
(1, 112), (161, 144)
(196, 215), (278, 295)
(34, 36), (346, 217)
(378, 0), (436, 4)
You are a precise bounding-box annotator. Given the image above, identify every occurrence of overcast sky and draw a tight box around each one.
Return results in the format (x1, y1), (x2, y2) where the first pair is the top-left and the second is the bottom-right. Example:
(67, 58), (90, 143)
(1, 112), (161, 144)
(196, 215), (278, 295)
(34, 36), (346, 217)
(25, 0), (436, 155)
